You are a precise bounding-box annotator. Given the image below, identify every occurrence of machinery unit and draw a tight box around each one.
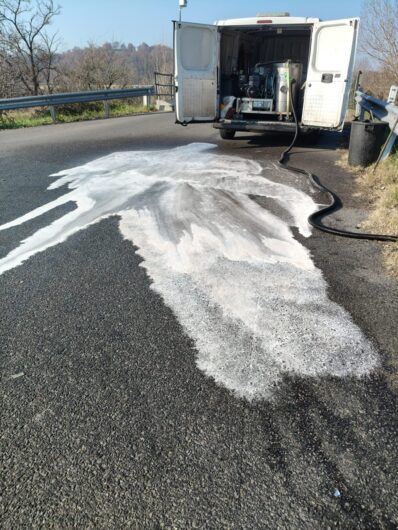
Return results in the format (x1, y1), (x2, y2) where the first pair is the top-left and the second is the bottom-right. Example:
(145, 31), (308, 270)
(274, 62), (303, 113)
(234, 61), (303, 116)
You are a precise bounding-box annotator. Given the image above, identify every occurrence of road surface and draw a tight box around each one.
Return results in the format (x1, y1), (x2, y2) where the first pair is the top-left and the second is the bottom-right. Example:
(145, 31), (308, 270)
(0, 114), (397, 529)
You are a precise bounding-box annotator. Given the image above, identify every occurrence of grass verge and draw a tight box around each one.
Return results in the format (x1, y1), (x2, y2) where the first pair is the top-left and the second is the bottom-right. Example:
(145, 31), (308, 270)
(0, 101), (156, 130)
(337, 151), (398, 277)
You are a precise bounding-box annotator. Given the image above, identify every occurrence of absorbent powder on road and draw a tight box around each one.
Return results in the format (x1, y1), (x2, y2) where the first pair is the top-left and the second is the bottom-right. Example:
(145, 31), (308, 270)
(0, 143), (378, 399)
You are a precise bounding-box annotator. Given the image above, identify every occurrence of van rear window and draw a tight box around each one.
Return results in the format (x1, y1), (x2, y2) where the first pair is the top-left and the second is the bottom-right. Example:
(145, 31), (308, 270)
(180, 26), (213, 70)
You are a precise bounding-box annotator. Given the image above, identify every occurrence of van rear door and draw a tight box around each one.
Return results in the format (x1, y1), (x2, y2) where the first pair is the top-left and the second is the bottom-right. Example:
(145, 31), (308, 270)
(302, 18), (359, 129)
(174, 21), (219, 123)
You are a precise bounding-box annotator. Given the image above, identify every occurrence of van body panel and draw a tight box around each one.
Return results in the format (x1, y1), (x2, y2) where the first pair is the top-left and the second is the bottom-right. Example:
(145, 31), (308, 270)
(214, 119), (297, 133)
(174, 21), (219, 123)
(215, 17), (319, 26)
(302, 18), (359, 129)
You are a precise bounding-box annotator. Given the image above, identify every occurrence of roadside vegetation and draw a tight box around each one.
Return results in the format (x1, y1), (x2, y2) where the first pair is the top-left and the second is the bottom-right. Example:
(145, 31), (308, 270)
(0, 101), (156, 130)
(359, 155), (398, 277)
(338, 151), (398, 277)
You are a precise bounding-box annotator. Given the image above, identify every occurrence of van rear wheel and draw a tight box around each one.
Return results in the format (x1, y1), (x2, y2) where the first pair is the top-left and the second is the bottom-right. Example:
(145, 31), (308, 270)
(219, 129), (236, 140)
(300, 129), (321, 145)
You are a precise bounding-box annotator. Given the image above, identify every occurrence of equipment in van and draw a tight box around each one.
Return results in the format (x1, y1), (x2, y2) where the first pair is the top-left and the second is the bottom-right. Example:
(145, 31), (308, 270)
(234, 61), (303, 116)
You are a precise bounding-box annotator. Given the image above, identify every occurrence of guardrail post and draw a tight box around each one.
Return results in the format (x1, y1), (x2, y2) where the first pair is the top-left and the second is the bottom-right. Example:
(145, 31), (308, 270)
(104, 101), (110, 118)
(49, 105), (57, 123)
(380, 132), (397, 162)
(388, 86), (398, 104)
(355, 100), (361, 119)
(143, 95), (152, 109)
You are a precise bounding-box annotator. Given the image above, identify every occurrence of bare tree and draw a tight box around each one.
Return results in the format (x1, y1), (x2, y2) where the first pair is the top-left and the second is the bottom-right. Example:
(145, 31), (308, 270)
(57, 44), (133, 91)
(0, 56), (16, 96)
(151, 44), (173, 75)
(0, 0), (60, 95)
(356, 57), (397, 99)
(360, 0), (398, 81)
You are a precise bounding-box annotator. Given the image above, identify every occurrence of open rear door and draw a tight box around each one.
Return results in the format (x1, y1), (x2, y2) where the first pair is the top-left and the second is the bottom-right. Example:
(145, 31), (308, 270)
(174, 21), (219, 124)
(302, 18), (359, 129)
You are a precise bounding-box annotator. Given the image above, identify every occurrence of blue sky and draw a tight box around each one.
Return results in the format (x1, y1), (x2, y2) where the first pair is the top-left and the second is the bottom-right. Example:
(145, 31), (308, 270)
(52, 0), (364, 50)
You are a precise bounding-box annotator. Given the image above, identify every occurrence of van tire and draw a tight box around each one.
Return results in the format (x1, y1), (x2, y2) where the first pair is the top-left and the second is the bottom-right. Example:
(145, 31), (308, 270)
(219, 129), (236, 140)
(300, 129), (321, 145)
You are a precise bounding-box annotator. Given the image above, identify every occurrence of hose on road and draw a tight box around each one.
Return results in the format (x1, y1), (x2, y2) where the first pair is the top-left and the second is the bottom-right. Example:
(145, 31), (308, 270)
(278, 82), (398, 242)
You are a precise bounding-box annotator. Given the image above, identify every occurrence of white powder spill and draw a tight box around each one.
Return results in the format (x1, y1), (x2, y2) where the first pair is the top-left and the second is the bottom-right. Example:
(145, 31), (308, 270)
(0, 143), (378, 399)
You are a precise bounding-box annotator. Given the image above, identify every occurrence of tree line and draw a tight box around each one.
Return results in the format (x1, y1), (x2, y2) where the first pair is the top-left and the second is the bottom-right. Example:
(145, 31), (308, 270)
(0, 0), (173, 98)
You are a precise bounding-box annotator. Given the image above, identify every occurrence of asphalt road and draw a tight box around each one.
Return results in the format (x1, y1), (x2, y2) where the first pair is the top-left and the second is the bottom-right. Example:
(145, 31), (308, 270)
(0, 113), (397, 529)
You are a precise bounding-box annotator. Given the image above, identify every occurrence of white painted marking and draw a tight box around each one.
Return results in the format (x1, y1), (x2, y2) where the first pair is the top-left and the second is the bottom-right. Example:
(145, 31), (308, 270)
(0, 143), (378, 399)
(9, 372), (24, 380)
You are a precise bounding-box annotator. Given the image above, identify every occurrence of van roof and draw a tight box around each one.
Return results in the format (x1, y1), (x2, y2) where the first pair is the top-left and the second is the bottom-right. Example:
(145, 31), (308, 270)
(215, 16), (320, 27)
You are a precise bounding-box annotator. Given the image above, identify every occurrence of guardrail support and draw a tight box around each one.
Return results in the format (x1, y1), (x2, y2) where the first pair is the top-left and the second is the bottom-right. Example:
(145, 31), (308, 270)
(388, 85), (398, 104)
(49, 105), (57, 123)
(380, 132), (397, 162)
(143, 95), (152, 108)
(104, 101), (110, 118)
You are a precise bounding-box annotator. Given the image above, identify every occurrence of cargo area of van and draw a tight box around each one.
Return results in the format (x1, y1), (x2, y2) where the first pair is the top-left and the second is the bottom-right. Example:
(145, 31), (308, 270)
(218, 23), (312, 123)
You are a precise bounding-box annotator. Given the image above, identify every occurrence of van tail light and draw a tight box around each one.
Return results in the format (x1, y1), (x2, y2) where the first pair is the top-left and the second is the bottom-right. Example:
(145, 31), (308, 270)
(225, 107), (236, 119)
(257, 20), (272, 24)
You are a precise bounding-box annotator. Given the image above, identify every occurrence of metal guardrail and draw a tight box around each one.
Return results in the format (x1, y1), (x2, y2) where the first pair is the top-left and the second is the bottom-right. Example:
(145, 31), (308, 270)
(355, 90), (398, 134)
(355, 88), (398, 161)
(0, 86), (155, 111)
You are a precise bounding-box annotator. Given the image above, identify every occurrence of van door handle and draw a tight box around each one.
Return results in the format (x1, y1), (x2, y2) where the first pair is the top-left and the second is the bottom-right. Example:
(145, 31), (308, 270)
(321, 73), (333, 83)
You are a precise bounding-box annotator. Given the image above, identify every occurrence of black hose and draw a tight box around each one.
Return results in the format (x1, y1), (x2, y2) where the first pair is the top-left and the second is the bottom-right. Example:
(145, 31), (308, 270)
(278, 81), (398, 242)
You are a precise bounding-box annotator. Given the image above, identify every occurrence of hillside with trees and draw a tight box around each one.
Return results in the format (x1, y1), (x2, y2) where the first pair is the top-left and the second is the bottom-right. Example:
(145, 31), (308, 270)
(55, 42), (173, 92)
(0, 0), (172, 98)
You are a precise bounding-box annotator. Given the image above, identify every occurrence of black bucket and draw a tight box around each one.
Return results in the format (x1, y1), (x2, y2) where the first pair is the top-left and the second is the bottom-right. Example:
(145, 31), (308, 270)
(348, 120), (388, 167)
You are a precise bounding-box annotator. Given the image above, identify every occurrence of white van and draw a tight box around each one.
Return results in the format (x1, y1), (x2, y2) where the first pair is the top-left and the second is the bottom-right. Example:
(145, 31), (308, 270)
(173, 14), (359, 138)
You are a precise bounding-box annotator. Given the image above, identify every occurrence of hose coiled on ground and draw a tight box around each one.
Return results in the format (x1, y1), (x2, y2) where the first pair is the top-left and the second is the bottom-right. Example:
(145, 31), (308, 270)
(278, 82), (398, 242)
